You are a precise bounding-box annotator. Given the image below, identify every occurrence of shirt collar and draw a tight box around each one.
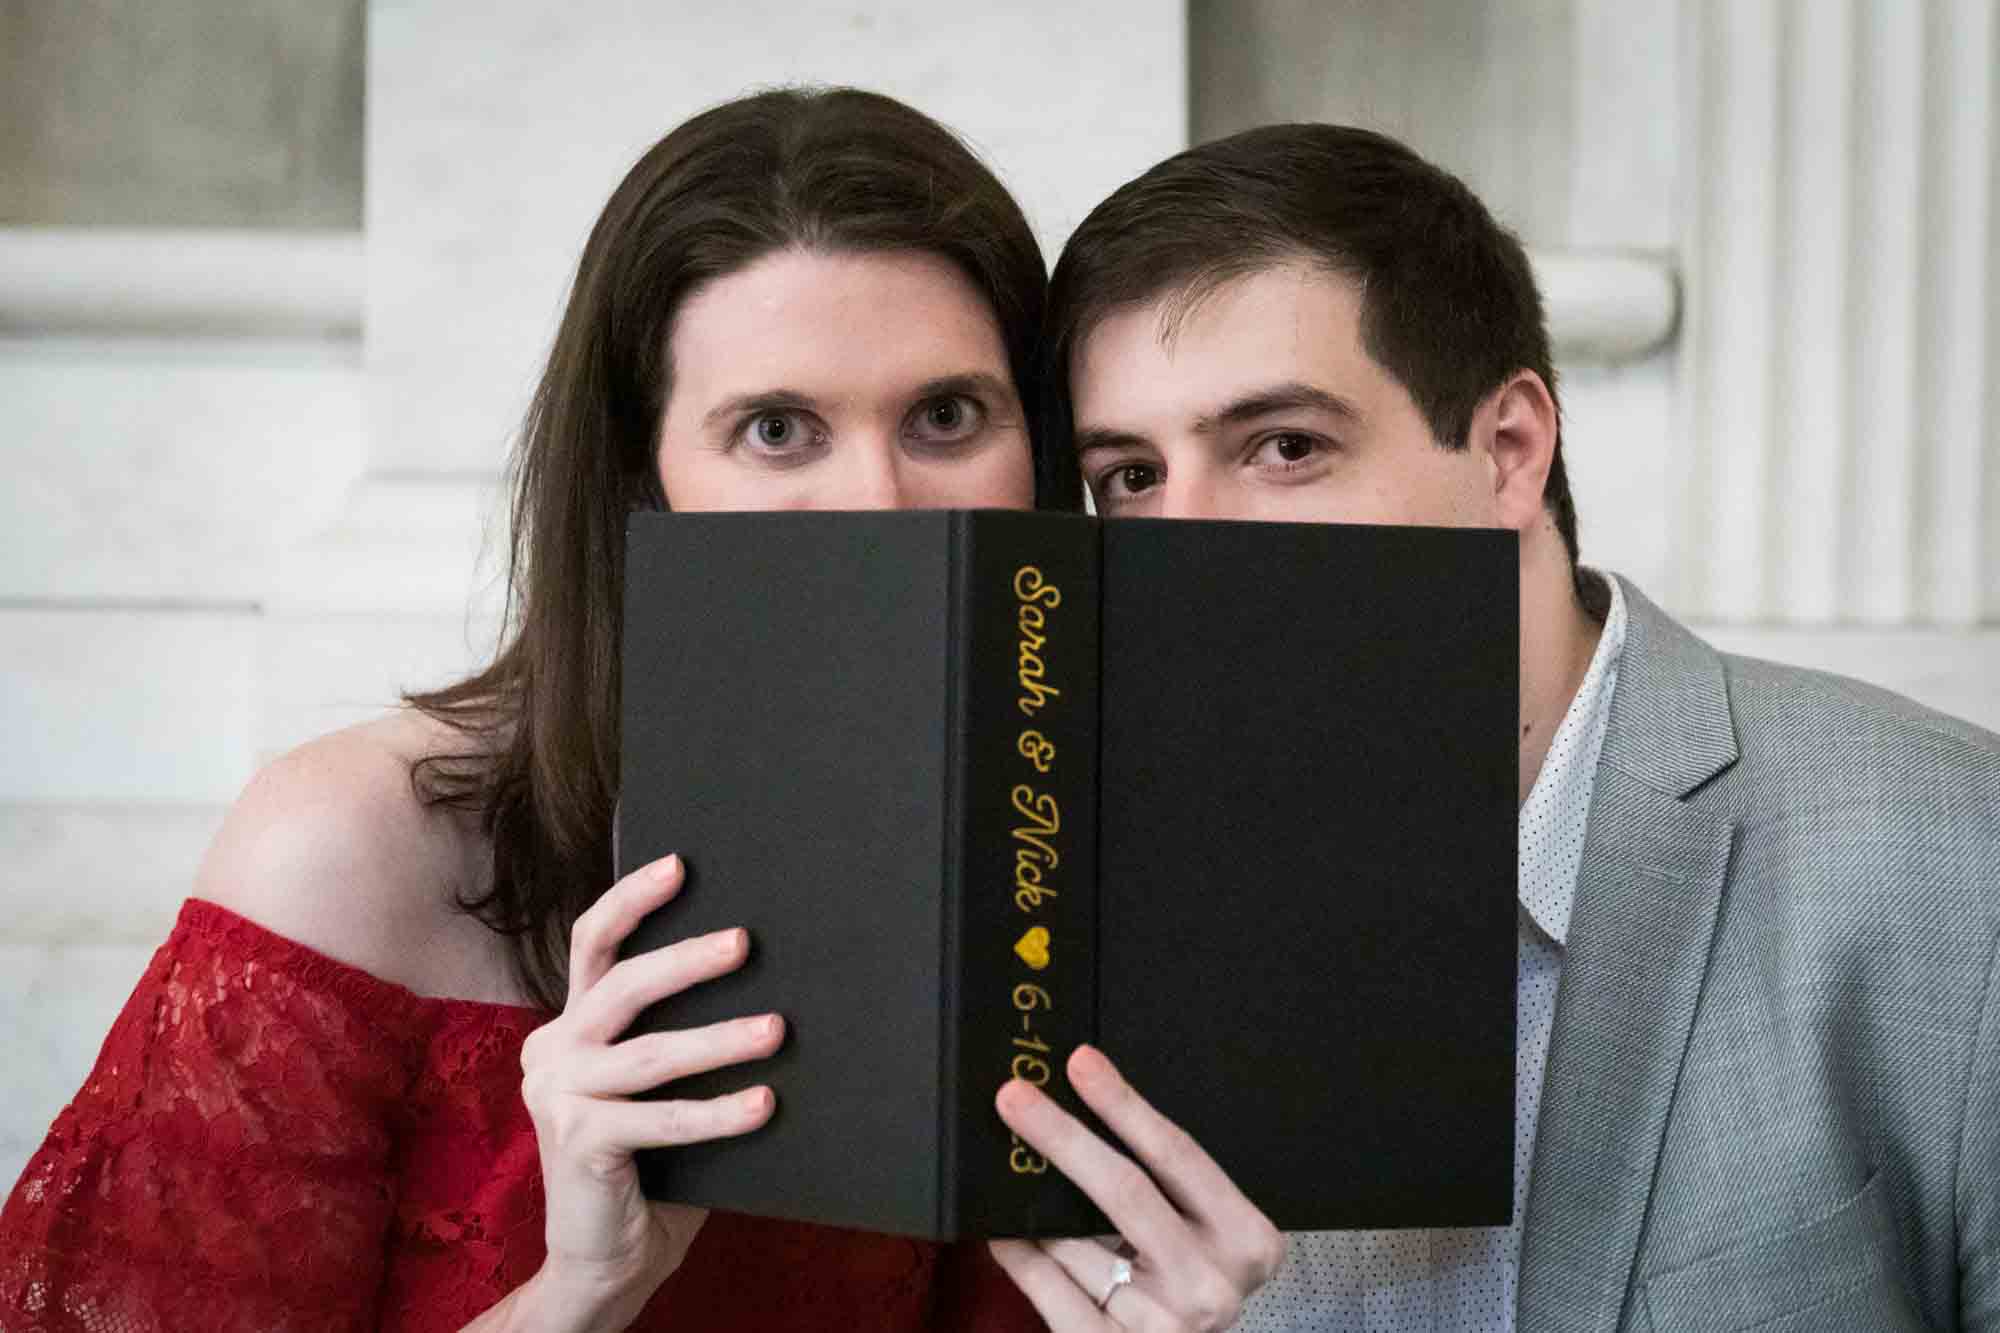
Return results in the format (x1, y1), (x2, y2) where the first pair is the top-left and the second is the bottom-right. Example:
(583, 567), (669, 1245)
(1517, 572), (1627, 945)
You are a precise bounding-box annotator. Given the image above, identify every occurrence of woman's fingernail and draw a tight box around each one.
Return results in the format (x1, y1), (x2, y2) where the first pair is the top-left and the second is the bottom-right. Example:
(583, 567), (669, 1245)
(1070, 1044), (1112, 1082)
(653, 853), (682, 883)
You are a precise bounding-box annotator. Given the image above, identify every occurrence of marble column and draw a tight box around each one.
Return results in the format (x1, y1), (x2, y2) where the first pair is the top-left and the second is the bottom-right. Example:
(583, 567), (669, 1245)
(1680, 0), (1996, 627)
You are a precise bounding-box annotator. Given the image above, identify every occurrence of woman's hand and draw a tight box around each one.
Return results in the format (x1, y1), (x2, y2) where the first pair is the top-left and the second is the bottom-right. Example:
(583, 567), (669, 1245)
(511, 853), (784, 1332)
(988, 1045), (1286, 1332)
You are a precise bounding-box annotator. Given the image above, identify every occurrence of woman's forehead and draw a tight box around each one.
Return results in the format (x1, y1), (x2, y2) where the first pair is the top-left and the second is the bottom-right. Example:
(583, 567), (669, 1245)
(668, 248), (1012, 400)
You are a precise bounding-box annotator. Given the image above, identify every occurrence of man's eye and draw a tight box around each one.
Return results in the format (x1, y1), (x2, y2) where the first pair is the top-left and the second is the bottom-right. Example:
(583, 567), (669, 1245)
(908, 395), (984, 442)
(1121, 463), (1161, 492)
(1096, 462), (1161, 498)
(1255, 433), (1321, 465)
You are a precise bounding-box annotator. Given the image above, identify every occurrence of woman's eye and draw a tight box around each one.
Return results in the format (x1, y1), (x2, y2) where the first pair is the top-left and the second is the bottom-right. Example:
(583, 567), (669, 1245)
(741, 411), (815, 453)
(907, 394), (985, 443)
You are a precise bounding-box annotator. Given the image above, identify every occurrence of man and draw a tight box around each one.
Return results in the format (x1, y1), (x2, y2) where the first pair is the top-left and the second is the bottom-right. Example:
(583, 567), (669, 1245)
(1041, 125), (2000, 1331)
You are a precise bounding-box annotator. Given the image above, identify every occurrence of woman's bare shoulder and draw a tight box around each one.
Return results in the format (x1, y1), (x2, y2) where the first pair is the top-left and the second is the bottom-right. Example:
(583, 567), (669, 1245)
(192, 709), (508, 999)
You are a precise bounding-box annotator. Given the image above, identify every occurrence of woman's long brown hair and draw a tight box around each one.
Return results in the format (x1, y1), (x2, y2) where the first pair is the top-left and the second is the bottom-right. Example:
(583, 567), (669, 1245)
(404, 88), (1077, 1012)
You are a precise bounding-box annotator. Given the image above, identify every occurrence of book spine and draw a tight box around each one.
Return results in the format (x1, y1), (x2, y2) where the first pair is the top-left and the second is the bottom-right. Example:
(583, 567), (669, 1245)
(944, 512), (1101, 1237)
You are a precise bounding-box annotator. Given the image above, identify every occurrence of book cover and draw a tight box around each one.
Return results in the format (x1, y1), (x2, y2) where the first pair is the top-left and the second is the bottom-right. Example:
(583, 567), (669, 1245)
(1097, 518), (1516, 1230)
(616, 510), (1514, 1239)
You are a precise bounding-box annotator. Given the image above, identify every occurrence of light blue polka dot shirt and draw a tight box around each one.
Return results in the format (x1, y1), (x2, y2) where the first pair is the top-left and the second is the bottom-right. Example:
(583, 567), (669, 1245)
(1233, 577), (1628, 1333)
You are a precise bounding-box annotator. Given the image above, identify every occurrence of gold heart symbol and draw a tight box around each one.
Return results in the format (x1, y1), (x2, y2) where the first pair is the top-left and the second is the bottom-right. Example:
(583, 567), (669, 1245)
(1014, 926), (1052, 971)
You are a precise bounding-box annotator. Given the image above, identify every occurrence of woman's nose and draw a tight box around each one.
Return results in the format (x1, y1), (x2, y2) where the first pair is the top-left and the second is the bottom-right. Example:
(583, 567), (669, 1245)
(824, 438), (907, 510)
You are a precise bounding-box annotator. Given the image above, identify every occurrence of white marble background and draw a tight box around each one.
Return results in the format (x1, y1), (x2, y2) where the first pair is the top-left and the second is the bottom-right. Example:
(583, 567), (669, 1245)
(0, 0), (1187, 1193)
(2, 0), (1995, 1195)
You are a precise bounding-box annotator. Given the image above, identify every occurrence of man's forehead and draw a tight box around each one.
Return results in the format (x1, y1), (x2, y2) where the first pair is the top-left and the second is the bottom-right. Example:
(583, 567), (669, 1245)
(1070, 264), (1371, 414)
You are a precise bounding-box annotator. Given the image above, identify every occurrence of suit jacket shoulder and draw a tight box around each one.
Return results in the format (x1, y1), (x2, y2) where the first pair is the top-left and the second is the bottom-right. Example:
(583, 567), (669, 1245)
(1718, 635), (2000, 805)
(1519, 575), (2000, 1333)
(1698, 616), (2000, 932)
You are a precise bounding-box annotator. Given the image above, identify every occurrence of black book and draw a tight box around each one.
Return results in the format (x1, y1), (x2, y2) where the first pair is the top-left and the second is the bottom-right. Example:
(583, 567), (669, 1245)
(616, 510), (1516, 1240)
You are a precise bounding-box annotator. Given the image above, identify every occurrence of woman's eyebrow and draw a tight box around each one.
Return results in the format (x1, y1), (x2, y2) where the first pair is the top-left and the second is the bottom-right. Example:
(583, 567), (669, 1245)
(701, 373), (1013, 430)
(701, 389), (817, 428)
(910, 371), (1014, 403)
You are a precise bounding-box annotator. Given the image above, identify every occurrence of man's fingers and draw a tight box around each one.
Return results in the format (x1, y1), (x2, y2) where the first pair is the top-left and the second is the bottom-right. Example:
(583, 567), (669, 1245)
(566, 853), (685, 1007)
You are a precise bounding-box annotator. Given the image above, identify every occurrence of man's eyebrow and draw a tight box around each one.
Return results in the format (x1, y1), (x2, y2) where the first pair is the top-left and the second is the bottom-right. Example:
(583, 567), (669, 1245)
(1193, 381), (1362, 434)
(1075, 427), (1153, 457)
(1074, 381), (1361, 457)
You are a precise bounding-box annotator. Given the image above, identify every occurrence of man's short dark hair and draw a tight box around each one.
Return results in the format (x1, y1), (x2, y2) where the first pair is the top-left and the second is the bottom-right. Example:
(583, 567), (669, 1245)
(1045, 123), (1578, 565)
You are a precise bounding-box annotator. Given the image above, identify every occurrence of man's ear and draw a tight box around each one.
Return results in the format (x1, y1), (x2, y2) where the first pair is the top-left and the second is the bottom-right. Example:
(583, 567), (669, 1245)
(1472, 370), (1560, 533)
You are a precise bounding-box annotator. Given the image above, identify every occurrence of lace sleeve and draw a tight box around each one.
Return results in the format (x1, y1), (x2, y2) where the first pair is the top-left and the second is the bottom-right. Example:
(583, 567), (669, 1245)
(0, 900), (431, 1333)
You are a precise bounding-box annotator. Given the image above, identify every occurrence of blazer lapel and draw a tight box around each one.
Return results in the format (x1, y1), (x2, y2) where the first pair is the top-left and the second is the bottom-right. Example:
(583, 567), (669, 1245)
(1516, 579), (1739, 1333)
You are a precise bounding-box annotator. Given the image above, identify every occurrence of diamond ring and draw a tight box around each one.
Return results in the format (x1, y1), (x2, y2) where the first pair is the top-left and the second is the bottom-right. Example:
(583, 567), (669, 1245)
(1095, 1255), (1135, 1310)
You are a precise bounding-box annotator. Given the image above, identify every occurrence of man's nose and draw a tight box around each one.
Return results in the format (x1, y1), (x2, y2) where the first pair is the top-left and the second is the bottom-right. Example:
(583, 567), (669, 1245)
(1157, 471), (1228, 521)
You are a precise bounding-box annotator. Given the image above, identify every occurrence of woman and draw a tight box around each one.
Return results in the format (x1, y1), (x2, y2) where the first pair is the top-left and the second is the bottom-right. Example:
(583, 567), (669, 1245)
(0, 88), (1282, 1332)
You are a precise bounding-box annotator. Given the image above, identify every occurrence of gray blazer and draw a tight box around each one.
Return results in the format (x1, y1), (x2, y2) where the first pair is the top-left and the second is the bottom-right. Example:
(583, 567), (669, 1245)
(1517, 578), (2000, 1332)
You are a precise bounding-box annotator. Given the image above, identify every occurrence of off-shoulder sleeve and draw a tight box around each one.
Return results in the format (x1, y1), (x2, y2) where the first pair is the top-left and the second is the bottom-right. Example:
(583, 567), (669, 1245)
(0, 899), (432, 1333)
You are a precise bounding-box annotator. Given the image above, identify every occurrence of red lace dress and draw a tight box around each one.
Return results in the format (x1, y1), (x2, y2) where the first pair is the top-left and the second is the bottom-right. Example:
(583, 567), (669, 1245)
(0, 899), (1042, 1332)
